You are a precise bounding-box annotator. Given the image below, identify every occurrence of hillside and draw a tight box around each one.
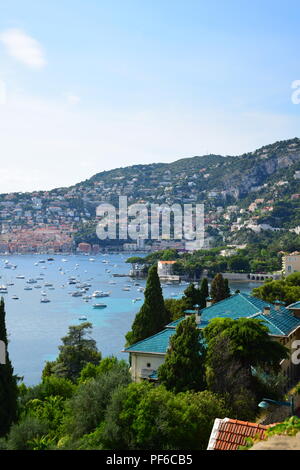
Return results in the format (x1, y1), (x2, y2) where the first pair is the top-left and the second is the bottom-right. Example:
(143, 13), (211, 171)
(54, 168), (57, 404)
(1, 137), (300, 252)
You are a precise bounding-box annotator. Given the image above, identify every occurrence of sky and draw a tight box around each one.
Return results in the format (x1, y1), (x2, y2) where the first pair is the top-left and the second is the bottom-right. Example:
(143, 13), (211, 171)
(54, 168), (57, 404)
(0, 0), (300, 193)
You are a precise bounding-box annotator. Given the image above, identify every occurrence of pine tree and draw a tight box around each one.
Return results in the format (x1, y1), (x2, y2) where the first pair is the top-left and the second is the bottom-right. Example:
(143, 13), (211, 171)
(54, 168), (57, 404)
(0, 298), (18, 437)
(210, 273), (230, 303)
(126, 265), (168, 346)
(158, 315), (206, 393)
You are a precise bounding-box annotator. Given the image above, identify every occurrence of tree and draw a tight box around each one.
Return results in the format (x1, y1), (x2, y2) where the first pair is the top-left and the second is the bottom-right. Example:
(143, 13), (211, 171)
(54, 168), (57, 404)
(228, 255), (250, 273)
(182, 283), (201, 309)
(126, 265), (168, 346)
(205, 336), (258, 421)
(204, 318), (288, 376)
(158, 315), (205, 393)
(253, 273), (300, 304)
(0, 298), (18, 437)
(47, 322), (101, 382)
(164, 298), (186, 322)
(102, 383), (229, 450)
(204, 318), (289, 421)
(199, 278), (209, 308)
(210, 273), (230, 303)
(224, 278), (231, 298)
(63, 361), (131, 440)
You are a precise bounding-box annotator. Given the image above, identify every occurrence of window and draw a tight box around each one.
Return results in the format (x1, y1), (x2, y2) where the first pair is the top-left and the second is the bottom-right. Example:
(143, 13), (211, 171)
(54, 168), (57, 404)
(147, 363), (151, 368)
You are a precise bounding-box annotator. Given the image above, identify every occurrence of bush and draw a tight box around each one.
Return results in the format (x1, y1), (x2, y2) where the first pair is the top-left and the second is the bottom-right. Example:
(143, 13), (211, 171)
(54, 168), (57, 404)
(5, 416), (49, 450)
(63, 362), (131, 439)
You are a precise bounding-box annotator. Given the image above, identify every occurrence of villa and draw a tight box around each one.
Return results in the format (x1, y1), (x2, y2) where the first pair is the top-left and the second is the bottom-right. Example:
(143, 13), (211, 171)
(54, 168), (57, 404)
(124, 293), (300, 386)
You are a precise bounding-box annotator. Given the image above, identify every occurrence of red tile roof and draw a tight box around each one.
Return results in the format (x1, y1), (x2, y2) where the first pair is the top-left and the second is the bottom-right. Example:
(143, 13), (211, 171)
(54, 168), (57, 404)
(207, 418), (269, 450)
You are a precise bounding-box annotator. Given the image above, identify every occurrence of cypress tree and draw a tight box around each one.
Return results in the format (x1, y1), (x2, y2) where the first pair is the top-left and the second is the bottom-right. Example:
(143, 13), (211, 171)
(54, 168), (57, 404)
(199, 278), (209, 308)
(126, 265), (168, 346)
(182, 283), (201, 309)
(224, 278), (231, 299)
(0, 298), (18, 437)
(210, 273), (230, 303)
(158, 315), (205, 393)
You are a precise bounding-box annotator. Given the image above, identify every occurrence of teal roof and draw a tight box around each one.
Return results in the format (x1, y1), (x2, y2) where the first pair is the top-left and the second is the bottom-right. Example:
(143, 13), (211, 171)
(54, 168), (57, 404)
(125, 293), (300, 356)
(288, 301), (300, 309)
(124, 328), (175, 354)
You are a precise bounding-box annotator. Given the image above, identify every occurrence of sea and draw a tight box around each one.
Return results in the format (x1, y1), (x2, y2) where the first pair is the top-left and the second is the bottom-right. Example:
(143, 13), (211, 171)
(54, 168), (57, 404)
(0, 253), (260, 385)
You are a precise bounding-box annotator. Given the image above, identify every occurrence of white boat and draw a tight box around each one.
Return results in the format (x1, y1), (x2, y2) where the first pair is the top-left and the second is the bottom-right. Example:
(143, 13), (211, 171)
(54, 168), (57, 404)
(79, 316), (88, 321)
(92, 291), (110, 298)
(12, 295), (19, 300)
(16, 275), (25, 279)
(122, 287), (130, 291)
(0, 286), (8, 293)
(40, 297), (50, 303)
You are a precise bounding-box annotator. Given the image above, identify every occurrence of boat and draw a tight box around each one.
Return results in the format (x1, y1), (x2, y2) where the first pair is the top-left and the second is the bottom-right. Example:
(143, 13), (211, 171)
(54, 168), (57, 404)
(79, 316), (88, 321)
(12, 295), (19, 300)
(71, 291), (83, 297)
(44, 283), (53, 287)
(47, 258), (54, 261)
(122, 287), (130, 291)
(24, 287), (33, 291)
(92, 291), (110, 298)
(16, 275), (25, 279)
(92, 303), (107, 309)
(27, 278), (37, 284)
(0, 286), (8, 293)
(40, 297), (50, 303)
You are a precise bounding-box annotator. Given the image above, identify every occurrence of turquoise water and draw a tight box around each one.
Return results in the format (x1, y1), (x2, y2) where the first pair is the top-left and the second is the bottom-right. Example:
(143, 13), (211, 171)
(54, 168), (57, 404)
(0, 254), (260, 385)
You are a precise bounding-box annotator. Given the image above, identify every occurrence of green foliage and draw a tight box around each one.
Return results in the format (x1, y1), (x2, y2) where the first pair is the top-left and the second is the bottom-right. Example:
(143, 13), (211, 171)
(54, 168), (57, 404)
(158, 316), (205, 393)
(63, 361), (131, 440)
(199, 278), (209, 308)
(204, 317), (288, 372)
(164, 298), (186, 321)
(25, 396), (65, 435)
(203, 317), (289, 421)
(253, 272), (300, 304)
(48, 322), (101, 382)
(210, 273), (230, 303)
(204, 335), (258, 421)
(5, 416), (49, 450)
(102, 383), (229, 450)
(182, 283), (203, 309)
(267, 416), (300, 437)
(78, 356), (127, 384)
(0, 299), (18, 437)
(126, 265), (169, 346)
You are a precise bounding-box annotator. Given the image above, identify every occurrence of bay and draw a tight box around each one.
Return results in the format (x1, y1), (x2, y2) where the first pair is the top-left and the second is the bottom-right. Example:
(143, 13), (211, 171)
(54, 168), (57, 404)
(0, 254), (260, 385)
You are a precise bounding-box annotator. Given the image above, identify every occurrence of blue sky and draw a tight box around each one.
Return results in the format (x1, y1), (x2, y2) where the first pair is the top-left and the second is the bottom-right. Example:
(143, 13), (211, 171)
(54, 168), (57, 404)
(0, 0), (300, 192)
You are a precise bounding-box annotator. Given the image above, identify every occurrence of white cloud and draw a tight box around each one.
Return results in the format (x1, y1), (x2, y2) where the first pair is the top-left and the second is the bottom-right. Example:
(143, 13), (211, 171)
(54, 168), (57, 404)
(0, 28), (46, 69)
(66, 93), (81, 105)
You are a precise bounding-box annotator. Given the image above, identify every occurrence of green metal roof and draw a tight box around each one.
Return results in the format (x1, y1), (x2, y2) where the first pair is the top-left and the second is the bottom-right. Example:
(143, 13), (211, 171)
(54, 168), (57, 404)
(288, 301), (300, 309)
(124, 328), (175, 354)
(125, 293), (300, 356)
